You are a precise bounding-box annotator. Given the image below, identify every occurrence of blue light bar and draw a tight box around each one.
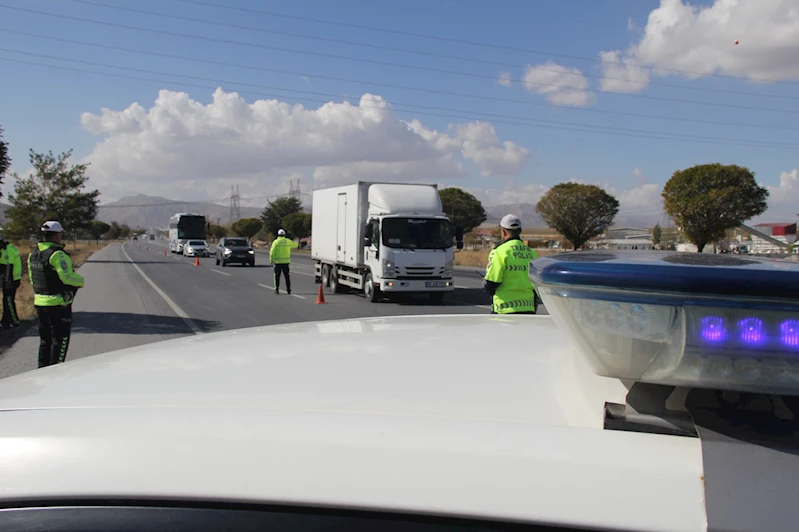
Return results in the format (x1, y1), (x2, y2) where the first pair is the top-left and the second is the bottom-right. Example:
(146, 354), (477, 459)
(529, 251), (799, 395)
(530, 251), (799, 300)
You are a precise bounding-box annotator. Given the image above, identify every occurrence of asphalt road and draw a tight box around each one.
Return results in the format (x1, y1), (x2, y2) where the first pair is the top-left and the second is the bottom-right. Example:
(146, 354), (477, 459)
(1, 240), (546, 379)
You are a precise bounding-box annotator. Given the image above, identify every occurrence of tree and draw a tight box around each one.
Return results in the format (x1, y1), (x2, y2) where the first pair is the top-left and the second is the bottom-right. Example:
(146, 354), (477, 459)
(439, 187), (486, 234)
(536, 183), (619, 250)
(662, 163), (768, 253)
(106, 221), (121, 240)
(5, 149), (100, 239)
(232, 218), (263, 240)
(119, 224), (131, 239)
(261, 196), (302, 237)
(652, 223), (662, 247)
(0, 125), (10, 198)
(208, 224), (228, 241)
(88, 220), (110, 244)
(282, 212), (312, 239)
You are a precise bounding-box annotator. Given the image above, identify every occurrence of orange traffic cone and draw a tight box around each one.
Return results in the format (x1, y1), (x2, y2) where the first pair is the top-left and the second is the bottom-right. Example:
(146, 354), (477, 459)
(194, 257), (200, 266)
(163, 250), (167, 256)
(315, 284), (327, 304)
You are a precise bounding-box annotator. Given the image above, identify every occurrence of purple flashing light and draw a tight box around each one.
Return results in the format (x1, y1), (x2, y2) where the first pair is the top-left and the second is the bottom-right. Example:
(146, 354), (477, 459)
(739, 318), (764, 345)
(781, 320), (799, 347)
(701, 316), (725, 343)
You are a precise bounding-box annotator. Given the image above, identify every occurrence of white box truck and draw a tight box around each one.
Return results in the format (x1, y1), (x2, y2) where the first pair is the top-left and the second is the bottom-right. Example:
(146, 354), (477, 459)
(312, 182), (464, 303)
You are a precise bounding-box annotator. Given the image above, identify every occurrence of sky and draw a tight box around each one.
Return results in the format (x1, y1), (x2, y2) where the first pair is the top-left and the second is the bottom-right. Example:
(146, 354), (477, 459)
(1, 0), (798, 226)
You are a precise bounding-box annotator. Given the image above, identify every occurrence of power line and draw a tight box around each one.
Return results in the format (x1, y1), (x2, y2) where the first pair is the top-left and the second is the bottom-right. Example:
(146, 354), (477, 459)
(1, 4), (797, 114)
(170, 0), (799, 88)
(2, 49), (795, 149)
(2, 54), (797, 150)
(63, 0), (799, 101)
(4, 29), (795, 132)
(96, 191), (312, 209)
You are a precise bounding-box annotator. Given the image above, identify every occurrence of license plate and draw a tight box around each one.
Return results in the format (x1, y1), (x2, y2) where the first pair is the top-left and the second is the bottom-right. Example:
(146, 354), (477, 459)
(425, 281), (447, 288)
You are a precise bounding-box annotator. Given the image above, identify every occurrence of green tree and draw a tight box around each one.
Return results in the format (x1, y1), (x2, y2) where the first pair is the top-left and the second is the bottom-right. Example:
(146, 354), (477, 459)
(0, 125), (10, 197)
(119, 224), (131, 238)
(88, 220), (110, 244)
(232, 217), (263, 240)
(536, 183), (619, 250)
(6, 149), (100, 239)
(106, 221), (121, 240)
(261, 196), (302, 237)
(652, 223), (662, 246)
(439, 187), (486, 234)
(662, 163), (768, 253)
(282, 212), (312, 239)
(209, 223), (228, 241)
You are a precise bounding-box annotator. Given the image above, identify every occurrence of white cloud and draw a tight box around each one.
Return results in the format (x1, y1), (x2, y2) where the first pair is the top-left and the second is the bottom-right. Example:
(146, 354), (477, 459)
(522, 62), (595, 107)
(497, 71), (513, 87)
(632, 167), (648, 185)
(755, 169), (799, 222)
(469, 183), (549, 207)
(80, 88), (529, 201)
(608, 0), (799, 90)
(598, 50), (652, 93)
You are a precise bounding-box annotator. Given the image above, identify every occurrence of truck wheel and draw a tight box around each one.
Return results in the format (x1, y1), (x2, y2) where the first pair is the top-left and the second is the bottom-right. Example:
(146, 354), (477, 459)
(330, 269), (345, 294)
(428, 292), (445, 304)
(321, 265), (330, 287)
(364, 272), (380, 303)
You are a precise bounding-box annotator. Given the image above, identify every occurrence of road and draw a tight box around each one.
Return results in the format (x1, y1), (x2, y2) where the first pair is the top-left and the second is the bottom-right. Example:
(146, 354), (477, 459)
(1, 240), (546, 379)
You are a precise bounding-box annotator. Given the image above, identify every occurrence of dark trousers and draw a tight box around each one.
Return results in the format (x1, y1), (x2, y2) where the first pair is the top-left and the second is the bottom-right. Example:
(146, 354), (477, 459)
(274, 263), (291, 292)
(36, 304), (73, 368)
(2, 280), (19, 326)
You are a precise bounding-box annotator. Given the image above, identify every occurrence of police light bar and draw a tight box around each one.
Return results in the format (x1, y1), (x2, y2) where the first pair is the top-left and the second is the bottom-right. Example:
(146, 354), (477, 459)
(529, 251), (799, 395)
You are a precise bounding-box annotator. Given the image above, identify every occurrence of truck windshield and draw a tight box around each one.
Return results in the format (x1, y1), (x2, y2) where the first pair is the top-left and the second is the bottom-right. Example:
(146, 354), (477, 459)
(382, 218), (452, 249)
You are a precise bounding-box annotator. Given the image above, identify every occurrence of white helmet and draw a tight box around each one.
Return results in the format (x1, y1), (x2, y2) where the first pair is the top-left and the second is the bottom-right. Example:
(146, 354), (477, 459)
(41, 221), (64, 233)
(277, 229), (286, 236)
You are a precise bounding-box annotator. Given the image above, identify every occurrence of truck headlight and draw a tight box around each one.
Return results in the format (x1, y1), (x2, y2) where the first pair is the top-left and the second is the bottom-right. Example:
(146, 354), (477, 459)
(224, 249), (232, 255)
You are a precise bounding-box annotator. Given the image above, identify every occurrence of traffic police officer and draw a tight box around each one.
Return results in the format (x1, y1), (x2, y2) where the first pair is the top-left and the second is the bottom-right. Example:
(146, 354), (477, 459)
(0, 229), (21, 328)
(483, 214), (539, 314)
(29, 221), (84, 368)
(269, 228), (298, 295)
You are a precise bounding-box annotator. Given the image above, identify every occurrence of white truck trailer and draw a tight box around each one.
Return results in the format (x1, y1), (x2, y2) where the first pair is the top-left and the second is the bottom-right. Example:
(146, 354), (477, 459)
(312, 182), (464, 303)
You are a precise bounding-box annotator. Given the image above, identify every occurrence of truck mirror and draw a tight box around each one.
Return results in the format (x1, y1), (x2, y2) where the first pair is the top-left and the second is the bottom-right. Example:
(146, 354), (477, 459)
(364, 237), (372, 247)
(455, 226), (464, 241)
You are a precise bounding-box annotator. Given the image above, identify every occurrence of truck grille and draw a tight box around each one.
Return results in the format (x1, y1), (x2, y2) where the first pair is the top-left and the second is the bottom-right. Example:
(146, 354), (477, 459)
(401, 266), (441, 277)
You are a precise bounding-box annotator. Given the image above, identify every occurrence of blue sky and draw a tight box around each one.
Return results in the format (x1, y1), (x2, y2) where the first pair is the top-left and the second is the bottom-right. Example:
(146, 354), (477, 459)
(1, 0), (797, 224)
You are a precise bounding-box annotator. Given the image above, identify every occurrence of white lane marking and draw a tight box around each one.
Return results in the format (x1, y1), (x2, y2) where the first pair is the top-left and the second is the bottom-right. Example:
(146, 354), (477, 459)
(212, 269), (231, 276)
(258, 283), (275, 290)
(291, 294), (307, 300)
(122, 243), (201, 335)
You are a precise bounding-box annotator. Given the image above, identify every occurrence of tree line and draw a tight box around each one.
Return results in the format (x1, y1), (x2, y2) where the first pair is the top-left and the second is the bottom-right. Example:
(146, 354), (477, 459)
(0, 125), (768, 252)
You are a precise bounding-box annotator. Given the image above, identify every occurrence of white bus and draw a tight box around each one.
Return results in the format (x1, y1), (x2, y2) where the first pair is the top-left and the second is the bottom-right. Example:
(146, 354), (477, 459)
(169, 213), (207, 254)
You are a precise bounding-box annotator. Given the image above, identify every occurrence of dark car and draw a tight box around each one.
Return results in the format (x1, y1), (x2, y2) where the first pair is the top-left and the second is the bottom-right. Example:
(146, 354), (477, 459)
(216, 237), (255, 267)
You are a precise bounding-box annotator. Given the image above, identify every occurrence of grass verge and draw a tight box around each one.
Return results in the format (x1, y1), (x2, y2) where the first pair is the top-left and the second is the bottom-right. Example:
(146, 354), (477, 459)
(15, 240), (110, 322)
(454, 248), (563, 268)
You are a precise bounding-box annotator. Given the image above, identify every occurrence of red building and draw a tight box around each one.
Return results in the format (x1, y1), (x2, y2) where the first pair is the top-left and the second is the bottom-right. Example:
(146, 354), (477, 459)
(754, 223), (797, 238)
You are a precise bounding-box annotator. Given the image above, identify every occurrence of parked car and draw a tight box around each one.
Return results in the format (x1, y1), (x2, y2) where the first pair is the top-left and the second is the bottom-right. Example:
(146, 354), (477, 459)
(216, 237), (255, 267)
(183, 240), (210, 258)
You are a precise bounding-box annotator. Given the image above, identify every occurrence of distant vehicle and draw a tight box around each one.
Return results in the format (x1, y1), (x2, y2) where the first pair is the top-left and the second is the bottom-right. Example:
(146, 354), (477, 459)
(149, 234), (155, 241)
(312, 182), (463, 304)
(216, 237), (255, 267)
(169, 213), (207, 254)
(132, 235), (138, 241)
(182, 240), (210, 258)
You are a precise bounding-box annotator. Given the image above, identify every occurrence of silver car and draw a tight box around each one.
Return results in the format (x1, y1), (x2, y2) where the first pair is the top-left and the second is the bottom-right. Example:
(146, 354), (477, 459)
(182, 240), (210, 257)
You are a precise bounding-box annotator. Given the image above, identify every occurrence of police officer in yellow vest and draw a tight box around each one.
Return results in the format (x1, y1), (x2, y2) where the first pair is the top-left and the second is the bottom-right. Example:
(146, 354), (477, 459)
(0, 228), (22, 328)
(483, 214), (539, 315)
(29, 221), (84, 368)
(269, 228), (298, 295)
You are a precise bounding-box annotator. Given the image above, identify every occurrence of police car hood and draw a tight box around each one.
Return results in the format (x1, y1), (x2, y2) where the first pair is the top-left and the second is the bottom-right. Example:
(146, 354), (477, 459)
(0, 314), (628, 420)
(0, 315), (706, 531)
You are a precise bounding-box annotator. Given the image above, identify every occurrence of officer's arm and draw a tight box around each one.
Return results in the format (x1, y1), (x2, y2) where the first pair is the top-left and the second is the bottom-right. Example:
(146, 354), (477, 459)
(483, 249), (504, 295)
(269, 241), (276, 262)
(27, 254), (33, 285)
(50, 250), (85, 288)
(290, 239), (299, 249)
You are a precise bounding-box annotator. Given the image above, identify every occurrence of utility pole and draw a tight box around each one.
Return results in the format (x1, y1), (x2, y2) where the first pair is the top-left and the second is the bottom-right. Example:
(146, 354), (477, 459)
(229, 184), (241, 224)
